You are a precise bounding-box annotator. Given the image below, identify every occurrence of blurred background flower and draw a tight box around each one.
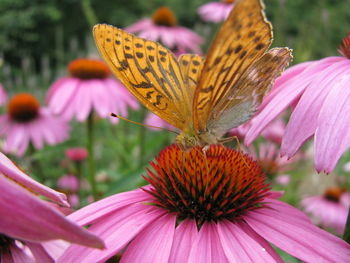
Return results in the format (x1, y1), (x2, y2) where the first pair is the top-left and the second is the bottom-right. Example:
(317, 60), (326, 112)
(65, 147), (88, 162)
(125, 6), (203, 55)
(143, 112), (176, 132)
(198, 0), (235, 23)
(301, 187), (350, 235)
(46, 58), (139, 123)
(0, 93), (69, 156)
(0, 84), (7, 106)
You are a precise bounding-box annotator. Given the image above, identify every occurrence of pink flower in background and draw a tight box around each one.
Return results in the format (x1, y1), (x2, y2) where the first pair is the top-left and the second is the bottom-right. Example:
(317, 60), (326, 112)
(0, 152), (104, 262)
(230, 116), (286, 145)
(57, 174), (80, 192)
(274, 174), (290, 186)
(125, 6), (203, 54)
(198, 0), (235, 23)
(58, 145), (350, 263)
(0, 93), (69, 156)
(46, 58), (139, 123)
(144, 112), (176, 131)
(0, 84), (7, 106)
(65, 147), (88, 162)
(245, 32), (350, 173)
(247, 143), (299, 186)
(57, 174), (81, 207)
(301, 187), (350, 235)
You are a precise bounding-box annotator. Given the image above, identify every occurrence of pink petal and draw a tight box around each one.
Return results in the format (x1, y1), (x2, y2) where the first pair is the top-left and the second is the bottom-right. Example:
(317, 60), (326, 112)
(121, 212), (176, 263)
(168, 219), (198, 262)
(26, 242), (54, 263)
(47, 78), (79, 115)
(89, 79), (112, 118)
(0, 152), (69, 206)
(245, 57), (342, 145)
(68, 187), (151, 225)
(74, 81), (93, 121)
(0, 176), (104, 248)
(245, 203), (350, 262)
(188, 222), (229, 263)
(315, 74), (350, 173)
(217, 220), (283, 262)
(3, 244), (34, 263)
(282, 61), (350, 157)
(59, 204), (162, 263)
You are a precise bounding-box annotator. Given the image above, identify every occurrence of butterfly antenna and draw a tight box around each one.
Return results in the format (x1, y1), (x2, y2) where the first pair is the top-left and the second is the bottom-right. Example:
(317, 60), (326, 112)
(110, 113), (179, 135)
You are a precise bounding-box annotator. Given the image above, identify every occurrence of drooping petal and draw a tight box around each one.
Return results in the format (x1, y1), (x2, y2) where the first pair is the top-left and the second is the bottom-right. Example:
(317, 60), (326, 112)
(245, 57), (342, 145)
(67, 187), (152, 225)
(245, 203), (350, 263)
(217, 220), (283, 262)
(315, 74), (350, 173)
(188, 222), (229, 263)
(120, 212), (176, 263)
(0, 176), (104, 249)
(59, 204), (162, 263)
(168, 219), (198, 263)
(282, 61), (350, 157)
(74, 81), (93, 121)
(46, 78), (79, 115)
(0, 152), (69, 206)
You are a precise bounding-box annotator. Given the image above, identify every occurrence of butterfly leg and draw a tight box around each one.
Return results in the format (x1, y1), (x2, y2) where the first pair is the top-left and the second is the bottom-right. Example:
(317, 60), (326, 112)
(219, 136), (251, 169)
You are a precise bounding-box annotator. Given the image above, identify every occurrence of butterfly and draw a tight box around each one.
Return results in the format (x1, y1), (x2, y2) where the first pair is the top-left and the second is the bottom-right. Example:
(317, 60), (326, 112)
(93, 0), (292, 150)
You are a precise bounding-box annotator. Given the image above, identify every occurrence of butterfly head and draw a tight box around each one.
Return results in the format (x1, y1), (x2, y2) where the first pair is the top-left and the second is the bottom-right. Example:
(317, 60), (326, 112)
(175, 127), (199, 150)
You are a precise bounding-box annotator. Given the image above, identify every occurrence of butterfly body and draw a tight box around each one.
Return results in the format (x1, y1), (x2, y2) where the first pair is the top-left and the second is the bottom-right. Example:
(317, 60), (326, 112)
(93, 0), (292, 150)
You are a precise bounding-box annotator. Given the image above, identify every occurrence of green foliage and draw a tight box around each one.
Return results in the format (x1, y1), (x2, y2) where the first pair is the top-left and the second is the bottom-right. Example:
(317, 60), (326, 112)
(1, 0), (349, 72)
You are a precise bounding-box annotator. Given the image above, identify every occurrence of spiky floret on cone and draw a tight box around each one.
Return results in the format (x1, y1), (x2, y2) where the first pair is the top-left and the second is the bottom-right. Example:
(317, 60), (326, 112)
(144, 144), (270, 226)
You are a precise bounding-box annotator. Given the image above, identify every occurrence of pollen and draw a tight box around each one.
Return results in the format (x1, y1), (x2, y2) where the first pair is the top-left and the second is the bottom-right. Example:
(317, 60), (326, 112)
(7, 93), (40, 123)
(152, 6), (177, 27)
(324, 187), (345, 202)
(68, 58), (110, 79)
(338, 32), (350, 59)
(144, 144), (270, 226)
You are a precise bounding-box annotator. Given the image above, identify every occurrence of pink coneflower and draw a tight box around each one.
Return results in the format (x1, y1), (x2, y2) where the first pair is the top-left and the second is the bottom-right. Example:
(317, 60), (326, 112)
(144, 112), (175, 131)
(247, 143), (299, 185)
(198, 0), (235, 23)
(57, 174), (80, 193)
(0, 93), (69, 156)
(245, 32), (350, 173)
(0, 84), (7, 106)
(65, 147), (88, 162)
(0, 152), (104, 262)
(58, 175), (80, 207)
(230, 116), (286, 145)
(301, 187), (350, 235)
(125, 7), (203, 54)
(46, 58), (139, 123)
(58, 145), (350, 262)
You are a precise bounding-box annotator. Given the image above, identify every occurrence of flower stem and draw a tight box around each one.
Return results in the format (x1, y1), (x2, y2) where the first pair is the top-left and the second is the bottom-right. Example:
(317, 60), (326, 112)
(343, 206), (350, 243)
(138, 108), (147, 168)
(28, 144), (45, 182)
(87, 113), (97, 200)
(74, 161), (83, 200)
(81, 0), (98, 28)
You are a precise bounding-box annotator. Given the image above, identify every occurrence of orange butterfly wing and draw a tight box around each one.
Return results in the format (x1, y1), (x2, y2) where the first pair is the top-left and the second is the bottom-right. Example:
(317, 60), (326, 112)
(93, 25), (192, 130)
(193, 0), (291, 134)
(178, 54), (205, 99)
